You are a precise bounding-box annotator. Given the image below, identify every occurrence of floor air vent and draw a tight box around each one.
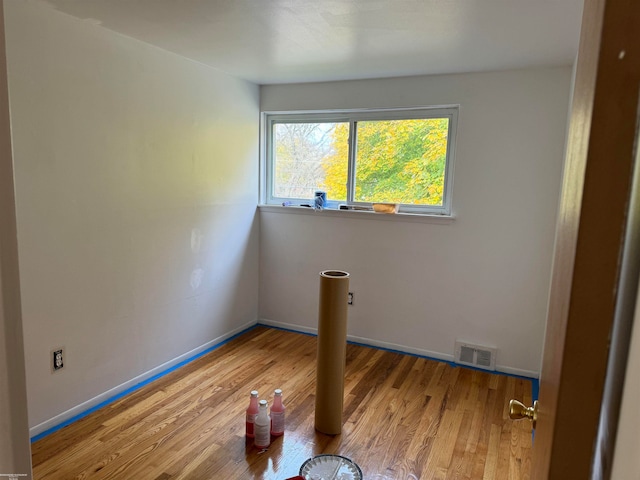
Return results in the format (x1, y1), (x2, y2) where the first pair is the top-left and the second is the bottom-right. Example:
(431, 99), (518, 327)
(455, 341), (497, 371)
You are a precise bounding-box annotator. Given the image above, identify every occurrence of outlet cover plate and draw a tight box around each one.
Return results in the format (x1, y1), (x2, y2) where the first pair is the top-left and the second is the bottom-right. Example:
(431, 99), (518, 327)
(51, 347), (64, 373)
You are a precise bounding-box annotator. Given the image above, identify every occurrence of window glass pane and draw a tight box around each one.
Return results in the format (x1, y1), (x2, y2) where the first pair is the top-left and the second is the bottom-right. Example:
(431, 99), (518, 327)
(273, 122), (348, 201)
(354, 118), (449, 205)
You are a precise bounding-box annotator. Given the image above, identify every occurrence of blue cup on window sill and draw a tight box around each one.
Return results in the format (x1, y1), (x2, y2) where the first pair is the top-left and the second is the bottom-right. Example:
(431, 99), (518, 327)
(314, 190), (327, 210)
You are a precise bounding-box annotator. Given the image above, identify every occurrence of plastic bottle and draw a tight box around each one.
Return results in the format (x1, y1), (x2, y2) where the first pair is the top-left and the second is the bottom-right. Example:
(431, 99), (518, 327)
(254, 399), (271, 449)
(270, 388), (285, 436)
(245, 390), (259, 438)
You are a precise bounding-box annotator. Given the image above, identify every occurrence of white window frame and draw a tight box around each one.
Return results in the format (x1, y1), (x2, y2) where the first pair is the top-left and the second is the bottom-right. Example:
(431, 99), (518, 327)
(260, 106), (458, 215)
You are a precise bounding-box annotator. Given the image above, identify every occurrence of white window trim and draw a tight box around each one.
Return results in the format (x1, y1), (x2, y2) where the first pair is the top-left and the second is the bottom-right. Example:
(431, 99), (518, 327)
(258, 204), (456, 224)
(260, 106), (459, 216)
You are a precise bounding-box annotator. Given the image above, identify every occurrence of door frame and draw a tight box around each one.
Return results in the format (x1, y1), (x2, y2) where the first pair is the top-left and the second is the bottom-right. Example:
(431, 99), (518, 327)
(532, 0), (640, 477)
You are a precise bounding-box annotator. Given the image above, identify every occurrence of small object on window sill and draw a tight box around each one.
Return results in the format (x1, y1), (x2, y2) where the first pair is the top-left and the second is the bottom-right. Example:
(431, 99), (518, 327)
(373, 203), (399, 214)
(338, 204), (372, 211)
(314, 190), (327, 210)
(282, 202), (312, 208)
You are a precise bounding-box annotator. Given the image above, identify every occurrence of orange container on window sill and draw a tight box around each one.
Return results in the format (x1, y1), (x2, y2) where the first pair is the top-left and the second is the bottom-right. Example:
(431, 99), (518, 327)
(372, 203), (399, 214)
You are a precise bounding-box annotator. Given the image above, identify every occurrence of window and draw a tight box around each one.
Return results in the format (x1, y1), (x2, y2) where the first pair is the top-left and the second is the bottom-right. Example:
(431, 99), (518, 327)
(262, 107), (458, 215)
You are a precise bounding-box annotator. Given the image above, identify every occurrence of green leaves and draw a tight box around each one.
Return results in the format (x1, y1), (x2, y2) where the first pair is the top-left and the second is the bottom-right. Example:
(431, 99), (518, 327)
(272, 116), (450, 206)
(322, 118), (449, 205)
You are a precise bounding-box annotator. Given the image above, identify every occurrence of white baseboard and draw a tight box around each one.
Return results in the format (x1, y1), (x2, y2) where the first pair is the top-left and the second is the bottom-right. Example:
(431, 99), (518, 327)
(30, 319), (258, 438)
(259, 318), (539, 379)
(259, 318), (318, 335)
(492, 364), (539, 379)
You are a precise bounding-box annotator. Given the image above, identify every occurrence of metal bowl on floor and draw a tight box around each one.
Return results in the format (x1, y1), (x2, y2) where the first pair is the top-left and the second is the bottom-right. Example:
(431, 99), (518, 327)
(299, 454), (363, 480)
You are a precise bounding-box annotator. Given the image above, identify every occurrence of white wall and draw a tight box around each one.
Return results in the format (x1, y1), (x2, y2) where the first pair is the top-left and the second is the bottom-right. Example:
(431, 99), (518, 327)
(0, 1), (32, 476)
(260, 68), (572, 377)
(5, 0), (259, 434)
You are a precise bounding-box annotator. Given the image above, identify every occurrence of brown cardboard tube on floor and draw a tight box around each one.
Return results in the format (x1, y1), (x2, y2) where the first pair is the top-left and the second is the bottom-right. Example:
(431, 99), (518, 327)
(315, 269), (350, 435)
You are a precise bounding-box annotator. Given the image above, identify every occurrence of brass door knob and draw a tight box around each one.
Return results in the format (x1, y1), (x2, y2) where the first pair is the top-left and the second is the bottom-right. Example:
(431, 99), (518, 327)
(509, 399), (538, 429)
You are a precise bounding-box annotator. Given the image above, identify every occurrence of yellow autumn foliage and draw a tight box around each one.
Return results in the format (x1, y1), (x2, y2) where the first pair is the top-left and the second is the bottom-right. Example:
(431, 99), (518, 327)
(321, 118), (449, 205)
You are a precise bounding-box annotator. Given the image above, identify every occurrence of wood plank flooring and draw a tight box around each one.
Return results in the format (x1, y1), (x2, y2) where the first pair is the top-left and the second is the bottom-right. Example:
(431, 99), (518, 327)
(31, 326), (533, 479)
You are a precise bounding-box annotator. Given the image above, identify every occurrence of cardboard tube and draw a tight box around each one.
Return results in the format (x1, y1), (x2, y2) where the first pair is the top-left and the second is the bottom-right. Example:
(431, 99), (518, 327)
(315, 270), (350, 434)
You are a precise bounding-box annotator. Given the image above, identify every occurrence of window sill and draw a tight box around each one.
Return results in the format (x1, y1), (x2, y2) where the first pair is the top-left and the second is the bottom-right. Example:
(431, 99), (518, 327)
(258, 204), (456, 224)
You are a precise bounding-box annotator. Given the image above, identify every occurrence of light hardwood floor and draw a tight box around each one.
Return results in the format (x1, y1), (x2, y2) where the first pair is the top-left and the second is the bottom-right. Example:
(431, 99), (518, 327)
(31, 326), (533, 479)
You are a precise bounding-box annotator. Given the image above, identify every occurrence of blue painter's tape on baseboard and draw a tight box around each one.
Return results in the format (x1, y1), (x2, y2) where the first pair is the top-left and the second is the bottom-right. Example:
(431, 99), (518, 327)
(531, 378), (540, 443)
(30, 325), (258, 443)
(345, 338), (458, 368)
(259, 323), (537, 382)
(261, 323), (317, 338)
(532, 378), (540, 401)
(32, 323), (539, 443)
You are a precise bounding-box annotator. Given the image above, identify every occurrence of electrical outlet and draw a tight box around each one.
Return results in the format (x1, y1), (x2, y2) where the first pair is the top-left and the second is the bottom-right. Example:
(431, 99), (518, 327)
(348, 292), (354, 305)
(52, 348), (64, 372)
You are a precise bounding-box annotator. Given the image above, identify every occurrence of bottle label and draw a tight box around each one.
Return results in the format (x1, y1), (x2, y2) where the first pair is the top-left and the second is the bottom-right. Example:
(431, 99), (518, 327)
(254, 423), (270, 448)
(246, 413), (257, 437)
(271, 411), (285, 435)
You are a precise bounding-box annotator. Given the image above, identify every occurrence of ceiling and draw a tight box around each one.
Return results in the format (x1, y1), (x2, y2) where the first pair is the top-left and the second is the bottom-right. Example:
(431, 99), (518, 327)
(37, 0), (585, 85)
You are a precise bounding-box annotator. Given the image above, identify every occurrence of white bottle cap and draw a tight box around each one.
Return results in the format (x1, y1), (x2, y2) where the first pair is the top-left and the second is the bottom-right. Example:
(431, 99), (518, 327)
(250, 390), (258, 397)
(274, 389), (282, 395)
(259, 399), (268, 406)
